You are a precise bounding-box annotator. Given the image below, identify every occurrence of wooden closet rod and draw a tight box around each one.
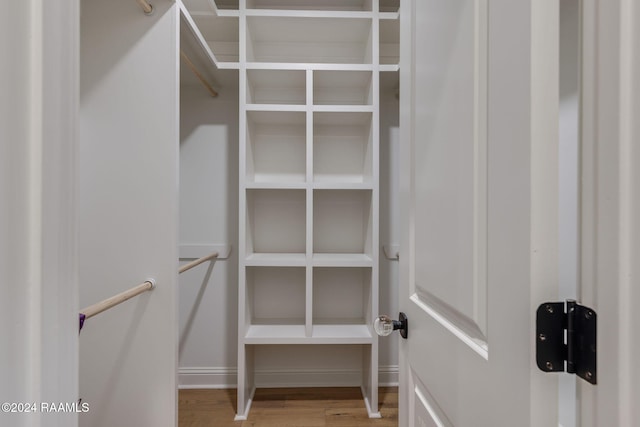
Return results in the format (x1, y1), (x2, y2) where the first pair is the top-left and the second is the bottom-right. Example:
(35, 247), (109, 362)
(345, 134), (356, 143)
(136, 0), (153, 15)
(80, 279), (156, 321)
(180, 50), (219, 98)
(179, 252), (219, 274)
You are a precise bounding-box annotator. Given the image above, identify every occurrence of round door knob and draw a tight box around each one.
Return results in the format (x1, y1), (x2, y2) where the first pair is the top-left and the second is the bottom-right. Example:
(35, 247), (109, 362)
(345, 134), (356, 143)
(374, 312), (408, 339)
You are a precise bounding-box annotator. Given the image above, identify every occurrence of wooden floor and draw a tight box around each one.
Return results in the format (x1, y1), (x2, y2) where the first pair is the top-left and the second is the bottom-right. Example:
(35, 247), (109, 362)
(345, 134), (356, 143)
(179, 387), (398, 427)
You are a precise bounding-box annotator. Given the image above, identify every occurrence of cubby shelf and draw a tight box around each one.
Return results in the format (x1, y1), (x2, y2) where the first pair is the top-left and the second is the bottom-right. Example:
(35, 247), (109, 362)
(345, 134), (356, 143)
(245, 112), (306, 183)
(246, 16), (373, 64)
(237, 1), (381, 420)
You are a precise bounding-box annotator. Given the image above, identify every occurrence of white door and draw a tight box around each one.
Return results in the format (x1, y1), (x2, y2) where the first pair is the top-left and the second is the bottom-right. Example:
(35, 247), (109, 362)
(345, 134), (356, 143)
(397, 1), (561, 425)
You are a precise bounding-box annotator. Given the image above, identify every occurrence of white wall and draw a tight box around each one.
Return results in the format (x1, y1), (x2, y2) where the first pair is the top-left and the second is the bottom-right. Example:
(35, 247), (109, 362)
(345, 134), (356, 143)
(1, 2), (79, 426)
(178, 77), (400, 388)
(178, 84), (239, 387)
(78, 0), (179, 425)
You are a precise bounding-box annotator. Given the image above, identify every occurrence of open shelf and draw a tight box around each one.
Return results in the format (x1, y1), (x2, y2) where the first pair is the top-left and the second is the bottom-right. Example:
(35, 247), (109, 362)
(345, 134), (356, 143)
(379, 0), (399, 13)
(246, 189), (306, 254)
(245, 253), (306, 266)
(313, 190), (373, 254)
(236, 6), (381, 418)
(313, 267), (371, 326)
(379, 17), (399, 65)
(245, 325), (307, 344)
(313, 70), (372, 105)
(246, 17), (373, 64)
(247, 0), (373, 11)
(211, 0), (239, 10)
(313, 112), (373, 184)
(247, 69), (306, 104)
(246, 111), (306, 183)
(246, 266), (305, 327)
(311, 325), (372, 343)
(245, 325), (372, 344)
(312, 253), (373, 267)
(190, 14), (239, 63)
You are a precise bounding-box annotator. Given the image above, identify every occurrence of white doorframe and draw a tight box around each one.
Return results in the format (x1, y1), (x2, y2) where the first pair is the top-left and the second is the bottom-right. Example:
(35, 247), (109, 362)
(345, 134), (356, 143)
(579, 0), (640, 424)
(0, 2), (79, 426)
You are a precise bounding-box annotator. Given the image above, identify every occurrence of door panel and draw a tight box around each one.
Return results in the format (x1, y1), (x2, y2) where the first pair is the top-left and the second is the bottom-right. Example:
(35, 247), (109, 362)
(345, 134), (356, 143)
(399, 0), (559, 425)
(413, 0), (488, 351)
(410, 373), (453, 427)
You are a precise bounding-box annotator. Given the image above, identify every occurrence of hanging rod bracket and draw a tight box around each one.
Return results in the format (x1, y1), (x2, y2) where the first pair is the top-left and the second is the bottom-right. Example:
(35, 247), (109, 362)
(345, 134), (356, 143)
(136, 0), (154, 15)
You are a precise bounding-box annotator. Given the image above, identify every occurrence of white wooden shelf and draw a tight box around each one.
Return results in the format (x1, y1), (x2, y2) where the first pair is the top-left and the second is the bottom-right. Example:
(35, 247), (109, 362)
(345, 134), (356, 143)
(313, 190), (373, 254)
(237, 1), (381, 419)
(245, 253), (306, 266)
(183, 0), (239, 15)
(245, 324), (372, 345)
(246, 63), (375, 71)
(313, 112), (373, 184)
(245, 189), (306, 254)
(246, 104), (307, 112)
(247, 69), (306, 104)
(246, 181), (307, 189)
(246, 17), (373, 64)
(245, 325), (307, 344)
(245, 10), (374, 19)
(312, 181), (374, 190)
(379, 0), (399, 13)
(181, 2), (240, 65)
(313, 105), (374, 113)
(246, 266), (305, 326)
(313, 70), (373, 105)
(311, 324), (372, 342)
(246, 0), (375, 12)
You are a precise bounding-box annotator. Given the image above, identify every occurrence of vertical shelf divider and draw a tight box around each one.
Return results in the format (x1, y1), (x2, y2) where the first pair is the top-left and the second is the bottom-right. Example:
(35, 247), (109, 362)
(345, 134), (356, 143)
(306, 68), (314, 339)
(236, 0), (252, 421)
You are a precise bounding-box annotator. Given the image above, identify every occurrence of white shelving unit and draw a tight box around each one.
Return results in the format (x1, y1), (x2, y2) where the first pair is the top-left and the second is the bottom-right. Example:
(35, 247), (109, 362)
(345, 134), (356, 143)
(235, 0), (397, 420)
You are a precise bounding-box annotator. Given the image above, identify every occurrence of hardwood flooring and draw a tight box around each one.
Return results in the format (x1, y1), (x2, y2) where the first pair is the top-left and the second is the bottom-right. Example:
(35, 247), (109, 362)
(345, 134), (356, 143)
(179, 387), (398, 427)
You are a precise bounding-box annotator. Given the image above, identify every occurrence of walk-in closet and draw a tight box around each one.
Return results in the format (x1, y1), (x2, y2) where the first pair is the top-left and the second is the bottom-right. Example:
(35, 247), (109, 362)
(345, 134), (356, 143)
(77, 0), (399, 425)
(6, 0), (640, 426)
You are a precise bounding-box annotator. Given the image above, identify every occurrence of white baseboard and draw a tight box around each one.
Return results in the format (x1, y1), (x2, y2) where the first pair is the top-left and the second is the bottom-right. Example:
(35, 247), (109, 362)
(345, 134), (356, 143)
(178, 365), (399, 389)
(179, 367), (237, 389)
(379, 365), (399, 386)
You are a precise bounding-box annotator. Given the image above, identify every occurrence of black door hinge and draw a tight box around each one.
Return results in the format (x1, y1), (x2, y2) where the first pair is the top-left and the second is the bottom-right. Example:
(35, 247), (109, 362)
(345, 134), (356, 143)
(536, 300), (597, 385)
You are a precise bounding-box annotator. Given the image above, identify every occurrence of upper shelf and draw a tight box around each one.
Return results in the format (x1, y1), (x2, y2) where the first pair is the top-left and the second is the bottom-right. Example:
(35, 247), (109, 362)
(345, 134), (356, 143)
(247, 0), (373, 11)
(192, 14), (240, 63)
(181, 0), (239, 15)
(247, 16), (373, 64)
(187, 0), (399, 13)
(179, 0), (398, 78)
